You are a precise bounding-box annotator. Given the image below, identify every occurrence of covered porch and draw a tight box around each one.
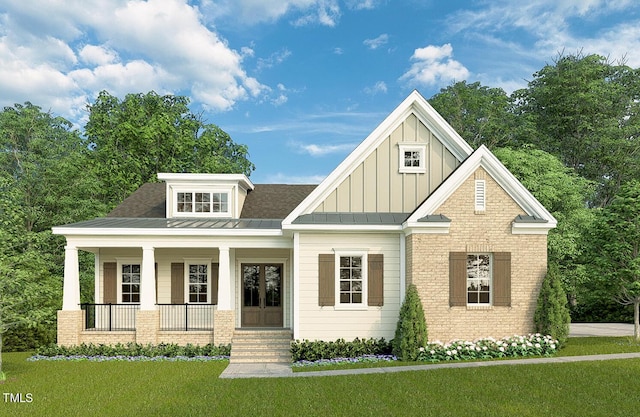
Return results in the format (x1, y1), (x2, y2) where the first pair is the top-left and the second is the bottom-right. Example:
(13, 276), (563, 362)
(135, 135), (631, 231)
(54, 222), (293, 347)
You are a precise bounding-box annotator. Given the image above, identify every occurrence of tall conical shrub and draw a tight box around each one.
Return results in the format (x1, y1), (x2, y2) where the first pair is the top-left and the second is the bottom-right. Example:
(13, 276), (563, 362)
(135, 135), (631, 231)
(534, 263), (571, 345)
(392, 284), (428, 361)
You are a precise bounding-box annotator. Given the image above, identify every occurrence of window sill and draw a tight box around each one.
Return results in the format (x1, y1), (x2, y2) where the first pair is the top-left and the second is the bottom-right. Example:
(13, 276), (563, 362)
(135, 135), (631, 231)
(466, 304), (493, 310)
(332, 305), (369, 311)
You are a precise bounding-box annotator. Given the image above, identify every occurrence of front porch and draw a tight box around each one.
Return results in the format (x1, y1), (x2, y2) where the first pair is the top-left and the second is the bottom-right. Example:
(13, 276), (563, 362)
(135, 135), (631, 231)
(56, 242), (293, 348)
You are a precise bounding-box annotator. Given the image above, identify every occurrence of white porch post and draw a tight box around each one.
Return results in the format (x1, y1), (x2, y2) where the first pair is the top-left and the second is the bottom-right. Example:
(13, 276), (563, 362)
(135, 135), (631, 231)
(140, 246), (156, 310)
(217, 246), (231, 310)
(62, 245), (80, 311)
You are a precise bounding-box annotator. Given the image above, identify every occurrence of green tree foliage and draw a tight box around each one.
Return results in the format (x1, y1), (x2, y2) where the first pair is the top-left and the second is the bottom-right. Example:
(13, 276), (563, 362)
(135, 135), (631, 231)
(590, 180), (640, 339)
(493, 147), (595, 306)
(0, 103), (106, 353)
(429, 81), (526, 149)
(515, 53), (640, 206)
(85, 91), (255, 207)
(392, 284), (428, 361)
(534, 263), (571, 345)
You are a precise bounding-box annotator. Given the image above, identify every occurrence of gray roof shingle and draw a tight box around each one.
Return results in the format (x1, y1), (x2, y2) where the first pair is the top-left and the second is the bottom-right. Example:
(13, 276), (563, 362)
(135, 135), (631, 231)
(107, 182), (317, 220)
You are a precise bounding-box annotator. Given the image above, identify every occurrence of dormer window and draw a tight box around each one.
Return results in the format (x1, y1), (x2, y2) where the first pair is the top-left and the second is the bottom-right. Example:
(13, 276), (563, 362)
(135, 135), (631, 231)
(158, 173), (254, 219)
(177, 192), (229, 214)
(398, 144), (427, 173)
(173, 190), (231, 217)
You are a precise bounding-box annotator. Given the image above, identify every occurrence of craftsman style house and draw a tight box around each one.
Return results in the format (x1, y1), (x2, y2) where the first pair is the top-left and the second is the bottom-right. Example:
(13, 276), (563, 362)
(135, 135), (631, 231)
(53, 91), (556, 356)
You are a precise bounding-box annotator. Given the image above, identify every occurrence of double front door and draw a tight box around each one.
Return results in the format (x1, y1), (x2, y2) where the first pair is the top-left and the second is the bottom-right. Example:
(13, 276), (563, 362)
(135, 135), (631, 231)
(241, 264), (283, 327)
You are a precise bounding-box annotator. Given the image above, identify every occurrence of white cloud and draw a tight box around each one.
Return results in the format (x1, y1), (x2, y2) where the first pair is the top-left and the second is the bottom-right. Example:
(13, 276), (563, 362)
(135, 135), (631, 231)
(257, 48), (293, 71)
(0, 0), (268, 120)
(79, 45), (118, 66)
(290, 140), (357, 156)
(363, 34), (388, 50)
(399, 44), (470, 87)
(333, 47), (344, 55)
(204, 0), (341, 26)
(364, 81), (387, 95)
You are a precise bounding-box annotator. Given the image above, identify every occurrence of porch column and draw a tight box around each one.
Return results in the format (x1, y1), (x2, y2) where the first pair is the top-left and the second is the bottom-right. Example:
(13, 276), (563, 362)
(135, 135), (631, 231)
(140, 246), (156, 310)
(62, 245), (80, 311)
(217, 246), (231, 310)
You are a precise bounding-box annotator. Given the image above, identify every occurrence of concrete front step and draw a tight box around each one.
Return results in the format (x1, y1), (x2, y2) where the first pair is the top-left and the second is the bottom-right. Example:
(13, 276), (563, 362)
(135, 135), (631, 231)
(230, 329), (293, 364)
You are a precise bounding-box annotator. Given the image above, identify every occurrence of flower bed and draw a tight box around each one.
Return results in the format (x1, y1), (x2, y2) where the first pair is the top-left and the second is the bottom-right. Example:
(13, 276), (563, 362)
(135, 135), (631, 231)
(417, 334), (558, 362)
(293, 334), (558, 367)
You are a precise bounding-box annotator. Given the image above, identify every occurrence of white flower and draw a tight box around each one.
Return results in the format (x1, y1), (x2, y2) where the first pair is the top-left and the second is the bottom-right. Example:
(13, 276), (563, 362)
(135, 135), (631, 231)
(419, 347), (425, 352)
(430, 350), (435, 355)
(446, 350), (452, 356)
(534, 343), (540, 348)
(499, 347), (504, 352)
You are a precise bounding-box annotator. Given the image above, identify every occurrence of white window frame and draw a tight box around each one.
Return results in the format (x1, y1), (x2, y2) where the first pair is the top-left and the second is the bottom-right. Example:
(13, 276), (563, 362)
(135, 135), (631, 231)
(475, 180), (486, 212)
(116, 258), (142, 304)
(466, 253), (492, 306)
(184, 259), (212, 304)
(172, 188), (231, 218)
(334, 251), (368, 309)
(398, 144), (427, 174)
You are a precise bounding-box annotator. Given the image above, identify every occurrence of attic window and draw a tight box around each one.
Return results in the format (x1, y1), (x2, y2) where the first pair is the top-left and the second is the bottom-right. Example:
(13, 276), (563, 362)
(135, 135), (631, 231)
(398, 144), (426, 173)
(475, 180), (486, 212)
(175, 191), (229, 216)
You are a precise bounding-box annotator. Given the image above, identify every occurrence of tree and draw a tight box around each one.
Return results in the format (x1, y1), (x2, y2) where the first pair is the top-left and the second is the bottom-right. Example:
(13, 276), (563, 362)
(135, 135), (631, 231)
(0, 103), (103, 351)
(429, 81), (525, 149)
(534, 263), (571, 345)
(591, 180), (640, 340)
(493, 147), (594, 307)
(515, 53), (640, 206)
(392, 284), (428, 361)
(85, 91), (255, 208)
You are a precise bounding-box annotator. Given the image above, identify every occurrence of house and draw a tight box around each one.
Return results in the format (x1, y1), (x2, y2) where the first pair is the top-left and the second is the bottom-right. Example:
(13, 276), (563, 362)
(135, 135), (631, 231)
(53, 90), (556, 359)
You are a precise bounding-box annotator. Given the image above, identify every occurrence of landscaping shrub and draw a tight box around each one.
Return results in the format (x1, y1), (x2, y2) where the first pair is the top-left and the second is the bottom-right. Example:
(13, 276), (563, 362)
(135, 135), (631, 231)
(34, 342), (231, 358)
(392, 284), (428, 361)
(534, 263), (571, 345)
(290, 337), (391, 362)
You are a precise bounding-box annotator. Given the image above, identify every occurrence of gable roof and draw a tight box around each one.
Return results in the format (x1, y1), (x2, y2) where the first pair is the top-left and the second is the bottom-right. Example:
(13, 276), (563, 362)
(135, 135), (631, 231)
(106, 182), (316, 220)
(282, 90), (474, 227)
(405, 145), (557, 230)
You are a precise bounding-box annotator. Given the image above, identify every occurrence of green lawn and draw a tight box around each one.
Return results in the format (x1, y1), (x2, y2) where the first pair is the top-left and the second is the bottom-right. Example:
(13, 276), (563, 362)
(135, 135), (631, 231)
(2, 338), (640, 417)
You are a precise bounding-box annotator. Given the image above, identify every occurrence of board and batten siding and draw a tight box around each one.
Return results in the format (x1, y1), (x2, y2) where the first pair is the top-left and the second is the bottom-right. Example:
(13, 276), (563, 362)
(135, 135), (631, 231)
(314, 114), (460, 213)
(297, 233), (401, 341)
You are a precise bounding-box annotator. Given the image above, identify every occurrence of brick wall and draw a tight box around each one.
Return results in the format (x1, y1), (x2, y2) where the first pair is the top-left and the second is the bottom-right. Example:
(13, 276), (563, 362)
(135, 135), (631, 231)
(407, 167), (548, 342)
(57, 310), (83, 347)
(135, 310), (160, 345)
(213, 310), (235, 345)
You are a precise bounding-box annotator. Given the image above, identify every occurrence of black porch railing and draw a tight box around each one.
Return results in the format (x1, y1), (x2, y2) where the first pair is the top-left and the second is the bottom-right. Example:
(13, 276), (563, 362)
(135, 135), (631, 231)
(81, 303), (139, 331)
(158, 304), (215, 331)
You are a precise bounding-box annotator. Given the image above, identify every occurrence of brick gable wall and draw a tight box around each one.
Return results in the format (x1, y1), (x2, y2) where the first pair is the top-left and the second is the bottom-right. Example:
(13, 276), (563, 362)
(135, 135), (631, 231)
(407, 168), (548, 342)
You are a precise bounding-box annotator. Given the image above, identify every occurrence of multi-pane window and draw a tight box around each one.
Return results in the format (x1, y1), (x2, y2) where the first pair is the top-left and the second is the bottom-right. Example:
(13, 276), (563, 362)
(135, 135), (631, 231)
(188, 264), (208, 303)
(398, 144), (426, 173)
(121, 264), (140, 303)
(339, 256), (363, 304)
(467, 254), (491, 304)
(177, 192), (229, 214)
(404, 150), (421, 168)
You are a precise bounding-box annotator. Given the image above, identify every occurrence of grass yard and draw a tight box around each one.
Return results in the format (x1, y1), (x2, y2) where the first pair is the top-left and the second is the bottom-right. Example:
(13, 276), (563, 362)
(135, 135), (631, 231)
(2, 337), (640, 417)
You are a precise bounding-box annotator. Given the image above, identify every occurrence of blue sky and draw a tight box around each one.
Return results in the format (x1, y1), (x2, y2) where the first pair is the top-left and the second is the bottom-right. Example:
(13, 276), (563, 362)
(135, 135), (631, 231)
(2, 0), (640, 184)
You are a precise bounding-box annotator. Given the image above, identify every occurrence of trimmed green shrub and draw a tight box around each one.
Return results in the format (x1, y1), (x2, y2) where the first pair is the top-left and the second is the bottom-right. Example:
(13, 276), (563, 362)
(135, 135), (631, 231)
(35, 342), (231, 358)
(534, 263), (571, 345)
(392, 284), (428, 361)
(290, 338), (391, 362)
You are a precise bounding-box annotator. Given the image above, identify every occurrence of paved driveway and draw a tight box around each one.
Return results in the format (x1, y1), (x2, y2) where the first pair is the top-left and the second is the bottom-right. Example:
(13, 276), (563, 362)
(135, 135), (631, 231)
(569, 323), (634, 337)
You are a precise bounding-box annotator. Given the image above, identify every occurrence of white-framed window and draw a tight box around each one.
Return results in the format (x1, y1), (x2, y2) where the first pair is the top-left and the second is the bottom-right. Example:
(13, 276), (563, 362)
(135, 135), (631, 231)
(116, 259), (142, 304)
(475, 180), (486, 211)
(335, 251), (368, 307)
(185, 261), (211, 303)
(467, 253), (491, 305)
(175, 191), (230, 216)
(398, 144), (427, 173)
